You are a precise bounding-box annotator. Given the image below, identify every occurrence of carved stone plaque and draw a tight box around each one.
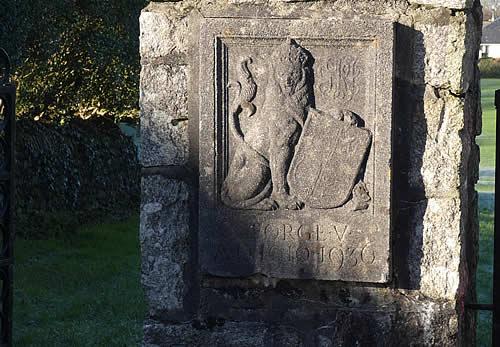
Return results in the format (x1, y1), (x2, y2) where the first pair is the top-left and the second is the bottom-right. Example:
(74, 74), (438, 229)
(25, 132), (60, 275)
(197, 18), (394, 282)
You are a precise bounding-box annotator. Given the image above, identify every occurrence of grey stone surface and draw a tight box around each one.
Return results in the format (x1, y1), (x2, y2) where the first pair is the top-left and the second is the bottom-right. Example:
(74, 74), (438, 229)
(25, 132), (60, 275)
(144, 321), (268, 347)
(413, 88), (465, 198)
(141, 64), (188, 113)
(140, 64), (189, 166)
(414, 12), (476, 95)
(198, 19), (394, 283)
(144, 300), (457, 346)
(139, 0), (481, 345)
(289, 115), (372, 210)
(405, 197), (462, 299)
(140, 176), (191, 317)
(140, 11), (190, 60)
(408, 0), (473, 9)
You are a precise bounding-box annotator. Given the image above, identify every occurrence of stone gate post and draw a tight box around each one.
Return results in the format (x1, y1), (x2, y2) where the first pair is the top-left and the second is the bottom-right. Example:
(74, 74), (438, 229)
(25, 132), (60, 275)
(139, 0), (481, 345)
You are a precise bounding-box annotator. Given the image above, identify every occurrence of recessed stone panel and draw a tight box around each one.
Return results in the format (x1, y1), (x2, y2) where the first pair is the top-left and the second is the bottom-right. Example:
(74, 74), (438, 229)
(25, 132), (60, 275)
(198, 18), (394, 283)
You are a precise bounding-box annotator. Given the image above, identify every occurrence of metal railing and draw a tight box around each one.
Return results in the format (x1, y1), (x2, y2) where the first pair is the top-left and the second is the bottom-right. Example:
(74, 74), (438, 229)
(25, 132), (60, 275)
(0, 48), (15, 347)
(466, 89), (500, 346)
(493, 89), (500, 346)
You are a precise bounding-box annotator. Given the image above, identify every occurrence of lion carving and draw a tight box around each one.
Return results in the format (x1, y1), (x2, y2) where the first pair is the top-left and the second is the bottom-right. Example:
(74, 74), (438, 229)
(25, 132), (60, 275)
(221, 39), (365, 211)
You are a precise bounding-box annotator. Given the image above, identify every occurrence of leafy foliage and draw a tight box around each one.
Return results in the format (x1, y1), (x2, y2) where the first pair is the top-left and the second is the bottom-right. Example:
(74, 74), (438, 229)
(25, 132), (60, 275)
(15, 117), (140, 239)
(0, 0), (147, 122)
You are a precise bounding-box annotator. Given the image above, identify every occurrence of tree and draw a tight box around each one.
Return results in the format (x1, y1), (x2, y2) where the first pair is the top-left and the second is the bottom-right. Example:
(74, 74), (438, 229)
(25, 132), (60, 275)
(0, 0), (148, 123)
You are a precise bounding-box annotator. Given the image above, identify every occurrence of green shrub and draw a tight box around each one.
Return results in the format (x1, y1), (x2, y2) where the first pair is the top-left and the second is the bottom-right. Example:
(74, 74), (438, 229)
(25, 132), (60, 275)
(479, 58), (500, 78)
(0, 0), (147, 123)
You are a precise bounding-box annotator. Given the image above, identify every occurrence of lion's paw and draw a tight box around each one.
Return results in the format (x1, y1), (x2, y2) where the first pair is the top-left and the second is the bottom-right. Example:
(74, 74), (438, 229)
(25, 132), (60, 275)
(260, 198), (279, 211)
(272, 193), (304, 210)
(340, 110), (358, 126)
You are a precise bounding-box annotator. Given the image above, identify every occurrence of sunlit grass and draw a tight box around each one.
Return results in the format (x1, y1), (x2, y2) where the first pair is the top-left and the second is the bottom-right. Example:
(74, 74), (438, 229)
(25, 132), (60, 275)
(476, 79), (496, 346)
(479, 79), (499, 169)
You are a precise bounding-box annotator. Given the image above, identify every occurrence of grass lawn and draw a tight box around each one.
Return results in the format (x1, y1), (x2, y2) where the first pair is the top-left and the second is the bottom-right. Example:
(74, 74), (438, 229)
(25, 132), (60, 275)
(479, 79), (499, 169)
(476, 175), (495, 193)
(477, 210), (494, 347)
(13, 215), (145, 346)
(476, 79), (498, 346)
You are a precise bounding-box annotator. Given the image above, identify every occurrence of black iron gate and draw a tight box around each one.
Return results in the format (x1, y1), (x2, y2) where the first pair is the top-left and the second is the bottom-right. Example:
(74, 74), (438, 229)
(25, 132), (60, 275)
(467, 90), (500, 346)
(493, 89), (500, 346)
(0, 49), (15, 347)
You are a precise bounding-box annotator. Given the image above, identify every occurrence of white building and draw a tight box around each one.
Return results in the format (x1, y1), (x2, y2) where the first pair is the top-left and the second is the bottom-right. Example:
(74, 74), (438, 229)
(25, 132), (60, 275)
(481, 20), (500, 58)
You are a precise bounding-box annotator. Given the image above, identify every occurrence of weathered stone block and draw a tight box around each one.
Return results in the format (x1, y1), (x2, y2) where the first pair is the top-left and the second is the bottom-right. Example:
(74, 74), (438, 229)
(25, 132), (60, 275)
(419, 89), (464, 198)
(140, 64), (189, 166)
(140, 109), (189, 167)
(140, 176), (191, 316)
(144, 320), (309, 346)
(141, 64), (188, 113)
(412, 11), (475, 95)
(143, 321), (268, 347)
(140, 10), (190, 60)
(409, 0), (473, 9)
(144, 301), (457, 346)
(406, 197), (462, 299)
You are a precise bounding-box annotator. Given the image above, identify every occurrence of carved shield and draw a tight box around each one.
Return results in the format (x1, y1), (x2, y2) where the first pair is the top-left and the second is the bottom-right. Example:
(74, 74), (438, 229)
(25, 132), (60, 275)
(288, 111), (372, 209)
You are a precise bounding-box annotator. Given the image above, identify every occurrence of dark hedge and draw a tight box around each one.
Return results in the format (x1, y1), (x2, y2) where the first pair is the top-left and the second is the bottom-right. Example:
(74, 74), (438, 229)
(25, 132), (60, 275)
(479, 58), (500, 78)
(15, 117), (140, 238)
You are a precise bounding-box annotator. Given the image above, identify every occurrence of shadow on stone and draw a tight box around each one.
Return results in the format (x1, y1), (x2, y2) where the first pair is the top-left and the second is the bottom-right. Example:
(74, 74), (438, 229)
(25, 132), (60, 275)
(391, 23), (427, 291)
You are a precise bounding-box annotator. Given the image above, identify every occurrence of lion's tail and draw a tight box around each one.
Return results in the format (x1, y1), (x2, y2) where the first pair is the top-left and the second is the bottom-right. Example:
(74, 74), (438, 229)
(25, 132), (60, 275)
(227, 81), (267, 167)
(221, 177), (272, 209)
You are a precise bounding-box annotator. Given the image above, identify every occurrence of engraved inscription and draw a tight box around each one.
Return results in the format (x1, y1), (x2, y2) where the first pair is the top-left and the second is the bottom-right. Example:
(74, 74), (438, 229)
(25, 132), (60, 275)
(317, 57), (361, 102)
(211, 221), (378, 274)
(212, 243), (376, 269)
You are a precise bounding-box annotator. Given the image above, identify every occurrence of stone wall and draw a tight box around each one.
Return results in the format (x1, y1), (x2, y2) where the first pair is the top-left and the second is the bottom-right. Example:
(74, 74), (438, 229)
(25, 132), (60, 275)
(16, 118), (140, 238)
(140, 0), (481, 345)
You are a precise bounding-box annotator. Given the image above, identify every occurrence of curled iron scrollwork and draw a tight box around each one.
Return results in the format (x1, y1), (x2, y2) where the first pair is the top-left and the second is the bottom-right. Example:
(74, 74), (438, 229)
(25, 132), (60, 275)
(0, 47), (14, 346)
(0, 49), (10, 85)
